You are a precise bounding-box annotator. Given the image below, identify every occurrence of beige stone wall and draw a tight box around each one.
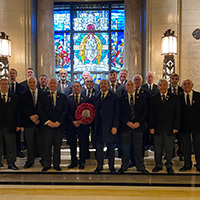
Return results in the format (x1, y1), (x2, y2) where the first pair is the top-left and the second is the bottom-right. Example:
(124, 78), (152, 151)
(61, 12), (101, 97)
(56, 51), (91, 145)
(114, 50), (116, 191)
(0, 0), (36, 82)
(180, 0), (200, 91)
(146, 0), (179, 84)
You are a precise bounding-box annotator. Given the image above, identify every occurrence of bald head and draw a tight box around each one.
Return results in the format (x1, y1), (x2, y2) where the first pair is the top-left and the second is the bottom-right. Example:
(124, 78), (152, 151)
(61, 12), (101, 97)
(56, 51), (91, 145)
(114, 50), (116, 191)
(59, 69), (67, 82)
(48, 77), (58, 92)
(182, 79), (193, 93)
(126, 80), (135, 93)
(27, 76), (37, 90)
(146, 72), (154, 84)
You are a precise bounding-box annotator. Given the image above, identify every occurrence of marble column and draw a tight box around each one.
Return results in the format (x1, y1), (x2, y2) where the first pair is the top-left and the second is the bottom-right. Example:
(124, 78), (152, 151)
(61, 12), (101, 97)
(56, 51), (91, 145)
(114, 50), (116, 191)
(124, 0), (142, 79)
(37, 0), (54, 78)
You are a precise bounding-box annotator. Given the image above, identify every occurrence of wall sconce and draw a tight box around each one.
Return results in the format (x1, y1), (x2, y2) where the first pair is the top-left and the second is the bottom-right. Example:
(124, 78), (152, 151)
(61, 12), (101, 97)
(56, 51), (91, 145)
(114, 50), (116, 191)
(0, 32), (11, 79)
(161, 29), (177, 81)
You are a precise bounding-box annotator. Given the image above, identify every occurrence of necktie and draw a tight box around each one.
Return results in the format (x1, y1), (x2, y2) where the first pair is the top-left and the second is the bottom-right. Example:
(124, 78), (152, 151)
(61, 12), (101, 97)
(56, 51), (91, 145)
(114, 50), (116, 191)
(187, 94), (190, 106)
(111, 84), (115, 93)
(149, 84), (152, 91)
(10, 83), (14, 93)
(42, 86), (46, 91)
(173, 87), (176, 94)
(61, 82), (65, 94)
(75, 94), (78, 105)
(101, 92), (105, 100)
(2, 94), (6, 103)
(51, 92), (54, 107)
(32, 91), (36, 106)
(162, 94), (165, 103)
(130, 94), (135, 120)
(87, 89), (91, 97)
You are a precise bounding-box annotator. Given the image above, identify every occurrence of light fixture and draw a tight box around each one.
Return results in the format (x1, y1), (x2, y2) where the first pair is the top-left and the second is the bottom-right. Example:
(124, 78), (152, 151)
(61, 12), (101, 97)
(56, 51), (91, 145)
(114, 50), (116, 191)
(161, 29), (177, 81)
(0, 32), (11, 79)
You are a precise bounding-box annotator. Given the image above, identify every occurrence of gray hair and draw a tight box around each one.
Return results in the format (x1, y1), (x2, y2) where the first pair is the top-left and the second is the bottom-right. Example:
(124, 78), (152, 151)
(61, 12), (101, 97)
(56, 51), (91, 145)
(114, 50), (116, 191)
(157, 78), (168, 86)
(132, 74), (143, 82)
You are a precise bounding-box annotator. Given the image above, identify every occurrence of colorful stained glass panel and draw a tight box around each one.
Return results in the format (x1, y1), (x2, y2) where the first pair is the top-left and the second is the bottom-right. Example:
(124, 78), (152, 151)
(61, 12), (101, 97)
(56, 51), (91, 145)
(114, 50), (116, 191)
(54, 33), (71, 73)
(111, 10), (125, 30)
(73, 10), (109, 31)
(111, 32), (124, 71)
(73, 73), (108, 84)
(54, 10), (70, 31)
(73, 32), (109, 72)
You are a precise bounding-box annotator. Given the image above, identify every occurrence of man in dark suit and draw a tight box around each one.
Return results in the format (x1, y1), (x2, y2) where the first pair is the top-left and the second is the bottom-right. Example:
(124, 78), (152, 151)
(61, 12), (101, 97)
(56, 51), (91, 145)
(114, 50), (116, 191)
(109, 70), (125, 97)
(20, 68), (35, 90)
(81, 76), (99, 158)
(57, 68), (72, 96)
(168, 73), (183, 95)
(179, 79), (200, 172)
(93, 79), (119, 174)
(38, 78), (68, 172)
(81, 76), (99, 98)
(142, 71), (158, 95)
(132, 74), (151, 165)
(67, 82), (90, 169)
(20, 76), (42, 169)
(81, 71), (100, 93)
(38, 74), (49, 92)
(149, 79), (180, 174)
(118, 80), (149, 174)
(0, 78), (21, 170)
(118, 69), (128, 85)
(141, 72), (158, 151)
(8, 68), (25, 158)
(168, 73), (184, 161)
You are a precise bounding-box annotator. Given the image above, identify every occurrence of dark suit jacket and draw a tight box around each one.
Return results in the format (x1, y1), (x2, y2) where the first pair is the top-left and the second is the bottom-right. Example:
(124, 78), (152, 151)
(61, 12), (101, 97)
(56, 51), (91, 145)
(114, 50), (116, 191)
(38, 91), (68, 131)
(109, 82), (126, 97)
(20, 89), (42, 128)
(37, 85), (49, 93)
(168, 85), (183, 95)
(149, 92), (180, 135)
(9, 82), (25, 96)
(67, 94), (90, 123)
(20, 80), (29, 91)
(179, 90), (200, 134)
(119, 94), (147, 133)
(81, 87), (99, 98)
(57, 81), (72, 96)
(93, 91), (119, 143)
(142, 83), (158, 96)
(0, 93), (21, 133)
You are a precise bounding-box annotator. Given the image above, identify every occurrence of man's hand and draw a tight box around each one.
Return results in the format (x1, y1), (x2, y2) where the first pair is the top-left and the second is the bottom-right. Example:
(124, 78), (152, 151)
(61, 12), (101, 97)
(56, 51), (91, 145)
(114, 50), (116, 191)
(173, 129), (178, 134)
(111, 127), (117, 135)
(73, 121), (80, 128)
(34, 119), (40, 125)
(126, 121), (135, 129)
(54, 121), (61, 128)
(132, 122), (140, 129)
(16, 127), (21, 132)
(30, 114), (39, 123)
(46, 120), (55, 128)
(149, 128), (155, 134)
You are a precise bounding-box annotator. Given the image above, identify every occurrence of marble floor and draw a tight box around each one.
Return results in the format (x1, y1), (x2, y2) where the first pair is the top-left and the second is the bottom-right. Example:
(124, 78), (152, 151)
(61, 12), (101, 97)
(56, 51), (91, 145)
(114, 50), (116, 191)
(0, 144), (200, 200)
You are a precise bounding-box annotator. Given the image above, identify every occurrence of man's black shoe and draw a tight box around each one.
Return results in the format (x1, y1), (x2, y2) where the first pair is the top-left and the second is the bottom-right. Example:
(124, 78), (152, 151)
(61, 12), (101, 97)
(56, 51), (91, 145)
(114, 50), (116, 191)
(152, 166), (162, 172)
(179, 166), (191, 172)
(167, 167), (174, 174)
(140, 169), (150, 175)
(79, 163), (85, 169)
(42, 167), (51, 172)
(54, 166), (62, 171)
(118, 168), (127, 174)
(39, 159), (44, 167)
(68, 163), (77, 169)
(110, 168), (116, 174)
(8, 164), (19, 170)
(23, 163), (33, 169)
(94, 166), (103, 173)
(17, 152), (24, 158)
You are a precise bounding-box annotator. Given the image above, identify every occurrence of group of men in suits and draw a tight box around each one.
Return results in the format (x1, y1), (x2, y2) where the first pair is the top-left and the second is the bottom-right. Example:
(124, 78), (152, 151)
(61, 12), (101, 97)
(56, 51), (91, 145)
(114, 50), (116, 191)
(0, 68), (200, 174)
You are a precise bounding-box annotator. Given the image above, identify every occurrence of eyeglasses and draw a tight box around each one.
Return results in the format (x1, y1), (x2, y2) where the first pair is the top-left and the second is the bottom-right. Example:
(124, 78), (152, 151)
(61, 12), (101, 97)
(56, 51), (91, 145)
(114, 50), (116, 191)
(86, 81), (93, 83)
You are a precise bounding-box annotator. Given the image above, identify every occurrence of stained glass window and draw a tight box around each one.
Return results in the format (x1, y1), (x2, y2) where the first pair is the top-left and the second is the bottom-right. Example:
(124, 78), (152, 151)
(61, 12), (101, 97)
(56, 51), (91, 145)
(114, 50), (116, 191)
(54, 2), (124, 83)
